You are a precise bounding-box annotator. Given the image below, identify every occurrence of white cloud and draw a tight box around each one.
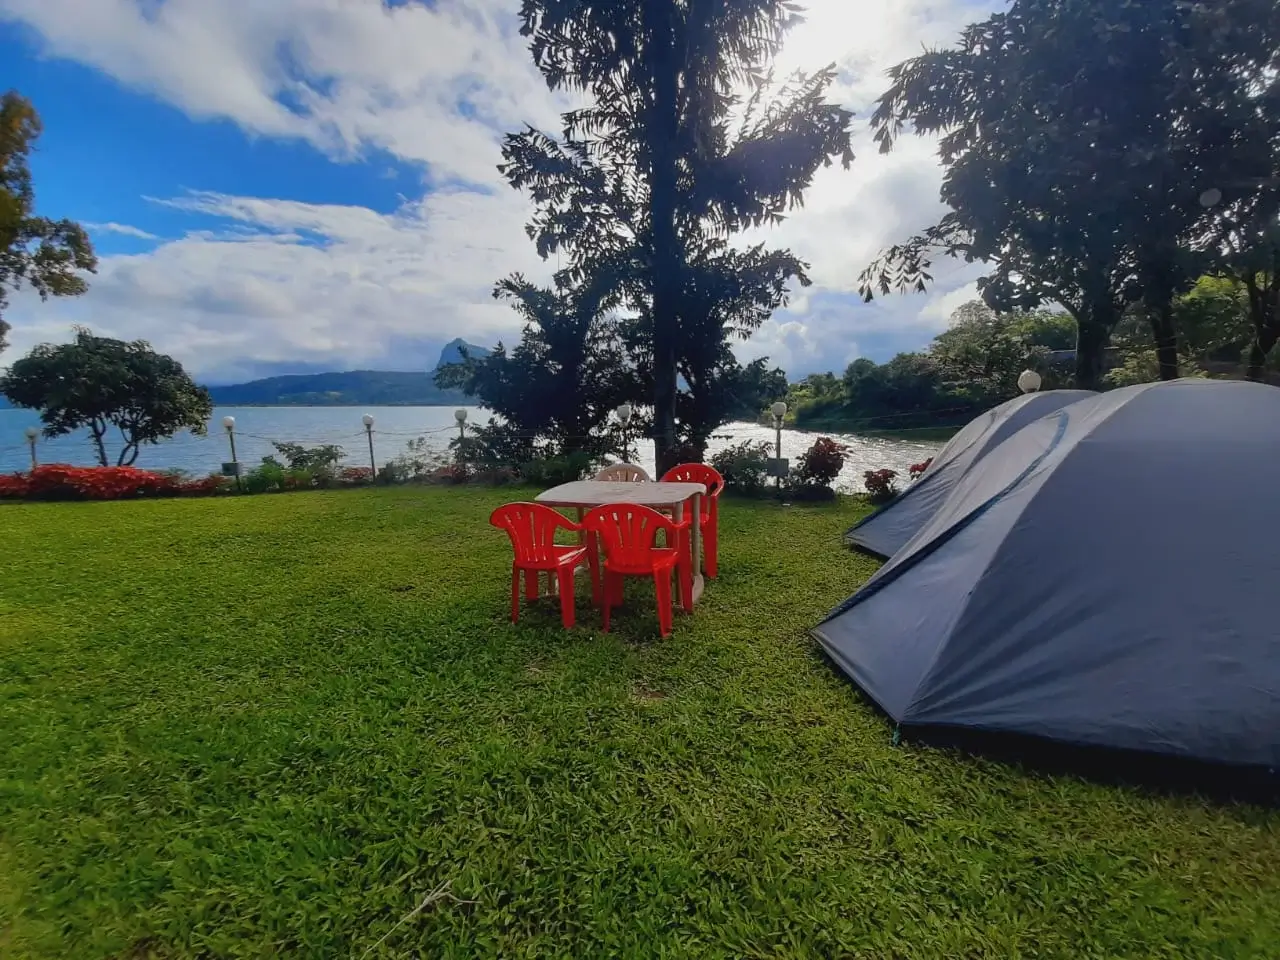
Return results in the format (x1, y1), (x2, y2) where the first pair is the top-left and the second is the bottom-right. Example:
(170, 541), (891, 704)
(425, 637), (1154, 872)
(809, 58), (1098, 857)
(4, 188), (554, 382)
(85, 221), (160, 240)
(0, 0), (1001, 380)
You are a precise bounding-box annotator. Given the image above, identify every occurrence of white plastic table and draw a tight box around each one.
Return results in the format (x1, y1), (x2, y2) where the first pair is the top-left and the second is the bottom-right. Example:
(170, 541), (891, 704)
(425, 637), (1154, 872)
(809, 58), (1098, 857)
(535, 480), (707, 605)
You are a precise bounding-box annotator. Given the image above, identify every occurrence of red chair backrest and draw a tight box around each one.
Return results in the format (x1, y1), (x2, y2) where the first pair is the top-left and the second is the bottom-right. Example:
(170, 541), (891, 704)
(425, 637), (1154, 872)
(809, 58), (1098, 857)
(660, 462), (724, 498)
(582, 503), (680, 570)
(489, 502), (577, 565)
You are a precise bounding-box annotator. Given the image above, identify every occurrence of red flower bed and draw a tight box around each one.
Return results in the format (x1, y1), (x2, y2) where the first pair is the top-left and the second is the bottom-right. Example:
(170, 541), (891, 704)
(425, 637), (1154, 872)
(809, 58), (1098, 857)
(0, 465), (230, 501)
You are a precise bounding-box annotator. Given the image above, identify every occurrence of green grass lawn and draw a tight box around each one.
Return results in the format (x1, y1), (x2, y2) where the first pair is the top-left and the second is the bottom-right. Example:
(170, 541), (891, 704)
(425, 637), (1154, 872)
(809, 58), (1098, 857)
(1, 487), (1277, 958)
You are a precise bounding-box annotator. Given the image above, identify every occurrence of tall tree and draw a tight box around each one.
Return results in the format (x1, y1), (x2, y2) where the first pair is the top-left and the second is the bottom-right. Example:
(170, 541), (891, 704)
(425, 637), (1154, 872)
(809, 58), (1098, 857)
(858, 0), (1275, 389)
(0, 92), (97, 354)
(509, 0), (852, 471)
(0, 328), (213, 467)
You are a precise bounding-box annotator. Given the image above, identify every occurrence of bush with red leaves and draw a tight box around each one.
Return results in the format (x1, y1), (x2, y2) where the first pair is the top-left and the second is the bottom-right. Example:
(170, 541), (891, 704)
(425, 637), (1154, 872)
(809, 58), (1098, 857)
(908, 458), (934, 479)
(795, 437), (849, 487)
(863, 468), (899, 503)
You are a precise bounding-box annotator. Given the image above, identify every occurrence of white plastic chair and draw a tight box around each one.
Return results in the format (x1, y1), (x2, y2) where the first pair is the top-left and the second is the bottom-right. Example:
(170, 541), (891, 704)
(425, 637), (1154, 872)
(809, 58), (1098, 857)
(594, 463), (652, 483)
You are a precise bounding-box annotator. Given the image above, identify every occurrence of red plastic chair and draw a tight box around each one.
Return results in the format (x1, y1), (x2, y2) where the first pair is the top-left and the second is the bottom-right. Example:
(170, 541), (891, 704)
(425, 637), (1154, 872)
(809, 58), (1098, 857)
(490, 502), (600, 629)
(582, 504), (692, 638)
(660, 463), (725, 579)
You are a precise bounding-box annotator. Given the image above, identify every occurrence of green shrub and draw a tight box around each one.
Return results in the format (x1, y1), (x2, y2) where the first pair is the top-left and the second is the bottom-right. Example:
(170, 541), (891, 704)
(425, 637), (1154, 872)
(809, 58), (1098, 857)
(380, 437), (446, 483)
(243, 458), (286, 494)
(518, 451), (594, 487)
(271, 442), (344, 477)
(710, 440), (773, 496)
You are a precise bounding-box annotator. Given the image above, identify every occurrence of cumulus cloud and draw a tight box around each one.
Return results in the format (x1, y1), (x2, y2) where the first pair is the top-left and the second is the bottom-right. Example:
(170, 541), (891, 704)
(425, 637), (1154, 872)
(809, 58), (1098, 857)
(0, 0), (1001, 380)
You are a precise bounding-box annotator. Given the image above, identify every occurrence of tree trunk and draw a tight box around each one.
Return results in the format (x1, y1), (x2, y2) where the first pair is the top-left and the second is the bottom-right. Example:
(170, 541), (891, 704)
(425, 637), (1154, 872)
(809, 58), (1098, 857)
(1150, 301), (1180, 381)
(645, 0), (681, 476)
(1243, 275), (1279, 382)
(1246, 328), (1279, 382)
(1074, 315), (1111, 391)
(90, 420), (108, 467)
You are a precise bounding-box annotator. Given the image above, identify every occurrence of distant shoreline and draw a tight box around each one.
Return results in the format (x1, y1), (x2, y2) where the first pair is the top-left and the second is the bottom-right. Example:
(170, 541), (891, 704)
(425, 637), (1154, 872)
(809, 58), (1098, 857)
(204, 402), (474, 408)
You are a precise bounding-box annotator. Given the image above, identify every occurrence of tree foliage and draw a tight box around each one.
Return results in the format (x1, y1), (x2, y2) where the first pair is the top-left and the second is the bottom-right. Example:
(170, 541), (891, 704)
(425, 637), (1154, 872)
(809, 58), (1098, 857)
(0, 328), (213, 467)
(435, 274), (639, 463)
(0, 91), (97, 353)
(505, 0), (853, 470)
(858, 0), (1280, 388)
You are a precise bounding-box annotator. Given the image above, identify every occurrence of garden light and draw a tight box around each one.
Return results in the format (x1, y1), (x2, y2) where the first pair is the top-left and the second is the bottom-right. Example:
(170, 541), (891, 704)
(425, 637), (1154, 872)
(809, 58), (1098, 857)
(221, 416), (240, 490)
(770, 401), (788, 489)
(1017, 370), (1043, 394)
(362, 414), (376, 477)
(24, 426), (38, 470)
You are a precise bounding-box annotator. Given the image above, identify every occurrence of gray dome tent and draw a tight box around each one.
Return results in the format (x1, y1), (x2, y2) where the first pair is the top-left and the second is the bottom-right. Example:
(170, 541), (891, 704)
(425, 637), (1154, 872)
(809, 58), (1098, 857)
(846, 389), (1097, 558)
(815, 379), (1280, 768)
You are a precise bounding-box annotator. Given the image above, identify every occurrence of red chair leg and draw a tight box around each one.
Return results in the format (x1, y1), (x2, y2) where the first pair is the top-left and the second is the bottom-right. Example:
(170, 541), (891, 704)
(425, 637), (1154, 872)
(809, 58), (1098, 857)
(654, 569), (673, 638)
(601, 571), (619, 632)
(677, 529), (693, 613)
(510, 568), (521, 623)
(586, 532), (602, 607)
(557, 566), (576, 629)
(525, 568), (539, 601)
(704, 517), (718, 579)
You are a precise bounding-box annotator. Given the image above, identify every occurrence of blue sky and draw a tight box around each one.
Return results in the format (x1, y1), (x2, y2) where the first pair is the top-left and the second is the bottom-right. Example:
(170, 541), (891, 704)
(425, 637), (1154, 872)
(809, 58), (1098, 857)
(0, 0), (993, 384)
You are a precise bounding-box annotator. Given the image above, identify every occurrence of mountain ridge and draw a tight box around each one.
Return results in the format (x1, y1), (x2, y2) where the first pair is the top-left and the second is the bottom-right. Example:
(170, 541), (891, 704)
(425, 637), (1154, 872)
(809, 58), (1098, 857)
(205, 339), (490, 407)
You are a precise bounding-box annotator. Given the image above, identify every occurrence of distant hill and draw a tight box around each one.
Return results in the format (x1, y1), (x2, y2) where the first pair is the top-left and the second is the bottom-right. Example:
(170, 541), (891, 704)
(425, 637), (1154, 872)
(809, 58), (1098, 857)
(207, 339), (491, 407)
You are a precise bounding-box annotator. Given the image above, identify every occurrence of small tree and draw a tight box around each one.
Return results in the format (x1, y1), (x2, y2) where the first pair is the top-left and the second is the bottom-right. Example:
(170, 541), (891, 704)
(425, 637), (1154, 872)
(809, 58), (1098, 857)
(1, 92), (97, 354)
(0, 328), (213, 466)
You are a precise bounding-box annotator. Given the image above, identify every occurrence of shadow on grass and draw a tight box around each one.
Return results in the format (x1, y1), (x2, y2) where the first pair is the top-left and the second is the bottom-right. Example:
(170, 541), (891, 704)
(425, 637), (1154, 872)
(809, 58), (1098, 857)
(813, 650), (1280, 811)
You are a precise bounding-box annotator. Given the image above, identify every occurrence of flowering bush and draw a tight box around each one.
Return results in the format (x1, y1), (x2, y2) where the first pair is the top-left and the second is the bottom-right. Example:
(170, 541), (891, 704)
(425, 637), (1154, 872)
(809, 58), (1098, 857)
(0, 465), (230, 501)
(908, 458), (934, 479)
(795, 437), (849, 488)
(863, 468), (899, 504)
(339, 466), (374, 484)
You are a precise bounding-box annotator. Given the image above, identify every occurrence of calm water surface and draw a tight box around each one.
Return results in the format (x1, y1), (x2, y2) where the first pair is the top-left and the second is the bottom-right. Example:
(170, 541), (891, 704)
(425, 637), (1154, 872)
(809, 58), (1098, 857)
(0, 406), (941, 493)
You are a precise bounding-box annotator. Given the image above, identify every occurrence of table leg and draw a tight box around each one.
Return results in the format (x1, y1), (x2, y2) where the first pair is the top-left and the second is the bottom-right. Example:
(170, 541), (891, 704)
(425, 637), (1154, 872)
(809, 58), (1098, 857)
(689, 493), (704, 606)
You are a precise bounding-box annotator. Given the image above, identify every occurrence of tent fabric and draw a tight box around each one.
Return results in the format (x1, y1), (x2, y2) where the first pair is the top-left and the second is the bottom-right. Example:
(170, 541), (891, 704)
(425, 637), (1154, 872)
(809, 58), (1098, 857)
(815, 378), (1280, 768)
(845, 389), (1097, 558)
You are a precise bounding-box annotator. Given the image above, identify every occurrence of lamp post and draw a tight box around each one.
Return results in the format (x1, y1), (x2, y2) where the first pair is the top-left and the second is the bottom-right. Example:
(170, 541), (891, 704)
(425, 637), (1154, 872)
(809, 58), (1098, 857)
(770, 401), (787, 460)
(616, 402), (634, 462)
(362, 414), (376, 480)
(24, 425), (38, 470)
(454, 408), (468, 443)
(1017, 369), (1043, 394)
(770, 400), (788, 490)
(222, 416), (240, 490)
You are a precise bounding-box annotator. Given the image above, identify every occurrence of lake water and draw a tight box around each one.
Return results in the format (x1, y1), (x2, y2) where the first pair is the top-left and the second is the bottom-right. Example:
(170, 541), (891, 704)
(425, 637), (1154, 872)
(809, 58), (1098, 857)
(0, 406), (943, 493)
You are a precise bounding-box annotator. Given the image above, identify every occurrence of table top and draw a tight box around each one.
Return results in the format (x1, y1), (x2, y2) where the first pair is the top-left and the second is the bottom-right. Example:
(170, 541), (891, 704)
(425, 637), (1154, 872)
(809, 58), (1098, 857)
(536, 479), (706, 508)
